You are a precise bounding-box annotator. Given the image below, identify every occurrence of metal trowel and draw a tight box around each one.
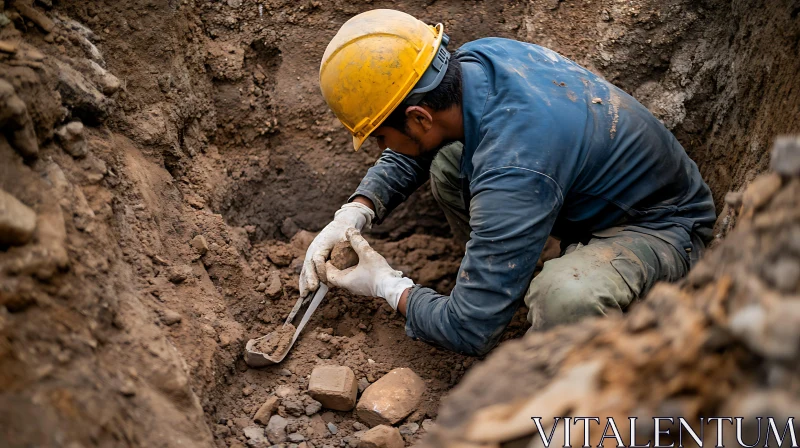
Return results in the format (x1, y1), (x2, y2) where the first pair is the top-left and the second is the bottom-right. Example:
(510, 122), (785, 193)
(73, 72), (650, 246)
(243, 241), (358, 367)
(244, 283), (329, 367)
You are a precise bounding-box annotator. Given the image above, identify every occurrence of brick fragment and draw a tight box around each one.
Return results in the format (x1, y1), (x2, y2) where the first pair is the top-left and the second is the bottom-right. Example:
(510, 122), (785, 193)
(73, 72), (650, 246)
(308, 365), (358, 411)
(356, 368), (425, 427)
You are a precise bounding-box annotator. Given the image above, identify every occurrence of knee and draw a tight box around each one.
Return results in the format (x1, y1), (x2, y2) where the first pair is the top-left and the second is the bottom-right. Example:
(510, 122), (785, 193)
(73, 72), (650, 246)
(524, 261), (616, 330)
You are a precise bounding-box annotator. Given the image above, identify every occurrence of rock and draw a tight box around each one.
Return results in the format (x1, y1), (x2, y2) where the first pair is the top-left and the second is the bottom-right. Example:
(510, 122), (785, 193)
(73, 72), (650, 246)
(278, 368), (292, 377)
(330, 241), (359, 270)
(0, 188), (37, 246)
(267, 243), (294, 267)
(274, 385), (295, 398)
(55, 121), (88, 158)
(86, 59), (121, 95)
(288, 433), (305, 443)
(161, 309), (182, 326)
(0, 79), (39, 160)
(55, 59), (112, 124)
(398, 422), (419, 436)
(353, 422), (368, 432)
(266, 415), (288, 444)
(308, 415), (329, 439)
(421, 419), (435, 432)
(242, 385), (254, 396)
(254, 396), (280, 424)
(304, 399), (322, 416)
(244, 426), (269, 446)
(168, 264), (193, 283)
(265, 270), (282, 297)
(358, 378), (370, 393)
(282, 397), (304, 417)
(771, 135), (800, 176)
(356, 368), (426, 427)
(192, 235), (209, 255)
(358, 425), (404, 448)
(327, 422), (338, 435)
(308, 365), (358, 411)
(16, 3), (54, 33)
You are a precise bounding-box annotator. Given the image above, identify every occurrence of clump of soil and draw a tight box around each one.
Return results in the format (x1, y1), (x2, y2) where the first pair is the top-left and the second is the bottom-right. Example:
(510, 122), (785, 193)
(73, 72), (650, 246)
(252, 324), (296, 357)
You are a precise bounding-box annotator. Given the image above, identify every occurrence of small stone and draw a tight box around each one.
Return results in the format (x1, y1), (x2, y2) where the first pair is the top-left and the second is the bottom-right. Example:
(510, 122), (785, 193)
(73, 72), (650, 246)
(55, 121), (88, 158)
(254, 396), (280, 424)
(317, 349), (332, 360)
(283, 397), (304, 417)
(192, 235), (209, 255)
(305, 399), (322, 416)
(161, 309), (182, 326)
(327, 422), (338, 435)
(278, 368), (292, 377)
(308, 365), (358, 411)
(266, 415), (288, 444)
(358, 425), (404, 448)
(330, 241), (359, 270)
(288, 433), (306, 443)
(398, 423), (419, 436)
(244, 426), (268, 446)
(274, 385), (295, 398)
(267, 243), (294, 266)
(168, 264), (193, 283)
(242, 384), (254, 396)
(421, 419), (435, 432)
(265, 270), (282, 297)
(356, 368), (426, 427)
(0, 188), (37, 246)
(256, 282), (267, 292)
(358, 378), (370, 394)
(770, 135), (800, 176)
(353, 422), (368, 432)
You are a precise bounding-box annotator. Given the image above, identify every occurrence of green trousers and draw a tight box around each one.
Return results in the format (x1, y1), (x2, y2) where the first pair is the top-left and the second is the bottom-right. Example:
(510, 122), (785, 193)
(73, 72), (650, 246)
(429, 142), (689, 331)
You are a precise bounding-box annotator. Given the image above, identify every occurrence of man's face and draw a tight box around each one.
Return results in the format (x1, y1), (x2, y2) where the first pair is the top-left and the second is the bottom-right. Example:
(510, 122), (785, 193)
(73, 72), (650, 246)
(370, 125), (426, 157)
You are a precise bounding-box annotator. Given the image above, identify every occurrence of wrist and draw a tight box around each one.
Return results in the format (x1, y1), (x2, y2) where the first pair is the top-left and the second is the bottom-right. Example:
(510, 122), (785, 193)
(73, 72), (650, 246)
(336, 202), (375, 230)
(378, 277), (414, 310)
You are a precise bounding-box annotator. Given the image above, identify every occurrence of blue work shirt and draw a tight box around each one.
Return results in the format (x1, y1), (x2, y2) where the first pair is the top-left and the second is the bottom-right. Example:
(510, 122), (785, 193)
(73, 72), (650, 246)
(350, 38), (716, 356)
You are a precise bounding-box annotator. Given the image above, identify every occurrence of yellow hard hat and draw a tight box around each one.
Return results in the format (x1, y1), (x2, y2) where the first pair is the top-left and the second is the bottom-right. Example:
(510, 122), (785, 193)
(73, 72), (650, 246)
(320, 9), (451, 150)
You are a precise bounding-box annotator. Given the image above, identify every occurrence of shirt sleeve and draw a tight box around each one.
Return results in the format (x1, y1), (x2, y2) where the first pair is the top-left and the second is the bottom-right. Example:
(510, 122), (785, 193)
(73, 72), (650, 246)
(404, 166), (563, 356)
(348, 149), (434, 223)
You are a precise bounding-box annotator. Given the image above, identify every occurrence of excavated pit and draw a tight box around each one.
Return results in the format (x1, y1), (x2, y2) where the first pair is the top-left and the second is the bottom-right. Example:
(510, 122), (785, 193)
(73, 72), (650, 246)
(0, 0), (798, 447)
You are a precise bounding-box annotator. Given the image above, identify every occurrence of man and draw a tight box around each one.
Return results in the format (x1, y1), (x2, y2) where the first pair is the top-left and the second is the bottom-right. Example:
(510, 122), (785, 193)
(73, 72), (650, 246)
(300, 9), (715, 356)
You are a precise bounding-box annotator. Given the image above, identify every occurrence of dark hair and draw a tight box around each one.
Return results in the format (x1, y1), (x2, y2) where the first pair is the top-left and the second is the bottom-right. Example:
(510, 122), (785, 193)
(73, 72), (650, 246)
(382, 58), (462, 132)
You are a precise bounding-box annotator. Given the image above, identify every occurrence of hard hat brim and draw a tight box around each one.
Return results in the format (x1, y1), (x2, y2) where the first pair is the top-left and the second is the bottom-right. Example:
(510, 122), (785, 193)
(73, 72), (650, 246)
(352, 134), (366, 151)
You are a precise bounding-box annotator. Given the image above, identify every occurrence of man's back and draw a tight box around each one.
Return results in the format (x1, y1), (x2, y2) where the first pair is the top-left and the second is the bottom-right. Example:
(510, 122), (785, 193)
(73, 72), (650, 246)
(457, 37), (716, 258)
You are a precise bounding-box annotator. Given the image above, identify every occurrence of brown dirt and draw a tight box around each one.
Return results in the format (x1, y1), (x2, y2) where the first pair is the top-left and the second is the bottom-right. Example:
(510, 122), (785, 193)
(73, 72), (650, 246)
(0, 0), (798, 448)
(252, 324), (296, 358)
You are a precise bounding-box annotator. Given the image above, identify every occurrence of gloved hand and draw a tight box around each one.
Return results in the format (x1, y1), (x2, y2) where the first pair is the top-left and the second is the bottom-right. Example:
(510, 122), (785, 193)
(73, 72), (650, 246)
(325, 228), (414, 310)
(299, 202), (375, 298)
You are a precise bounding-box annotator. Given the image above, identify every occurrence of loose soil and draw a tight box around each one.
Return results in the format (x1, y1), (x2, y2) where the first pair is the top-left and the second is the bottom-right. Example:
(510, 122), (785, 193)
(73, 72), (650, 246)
(0, 0), (798, 448)
(252, 324), (295, 358)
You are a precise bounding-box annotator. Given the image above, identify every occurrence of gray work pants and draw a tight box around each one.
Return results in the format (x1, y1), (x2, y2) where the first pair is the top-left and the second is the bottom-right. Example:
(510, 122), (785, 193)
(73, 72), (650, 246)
(429, 142), (689, 331)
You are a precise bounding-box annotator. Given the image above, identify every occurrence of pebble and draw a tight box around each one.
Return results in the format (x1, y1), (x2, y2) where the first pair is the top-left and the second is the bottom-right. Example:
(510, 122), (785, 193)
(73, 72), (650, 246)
(275, 385), (296, 398)
(55, 121), (88, 158)
(327, 422), (338, 435)
(770, 135), (800, 176)
(242, 385), (254, 396)
(288, 433), (306, 443)
(358, 425), (404, 448)
(254, 396), (280, 425)
(243, 426), (268, 445)
(191, 235), (209, 255)
(421, 419), (435, 432)
(161, 309), (182, 326)
(304, 399), (322, 416)
(0, 188), (37, 246)
(398, 422), (419, 435)
(278, 368), (293, 377)
(353, 422), (368, 432)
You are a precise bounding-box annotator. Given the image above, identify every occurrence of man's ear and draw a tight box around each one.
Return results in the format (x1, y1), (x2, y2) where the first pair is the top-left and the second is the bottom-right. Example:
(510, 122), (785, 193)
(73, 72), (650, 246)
(404, 106), (433, 132)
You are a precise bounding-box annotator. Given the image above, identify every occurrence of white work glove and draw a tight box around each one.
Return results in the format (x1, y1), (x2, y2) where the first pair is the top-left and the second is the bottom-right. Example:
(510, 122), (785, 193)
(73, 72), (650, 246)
(325, 228), (414, 310)
(299, 202), (375, 298)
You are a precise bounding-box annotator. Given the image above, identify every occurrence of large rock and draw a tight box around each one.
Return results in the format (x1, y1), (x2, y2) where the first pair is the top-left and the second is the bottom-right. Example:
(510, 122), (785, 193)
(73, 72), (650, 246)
(308, 365), (358, 411)
(0, 188), (37, 246)
(356, 368), (426, 427)
(358, 425), (405, 448)
(55, 59), (112, 124)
